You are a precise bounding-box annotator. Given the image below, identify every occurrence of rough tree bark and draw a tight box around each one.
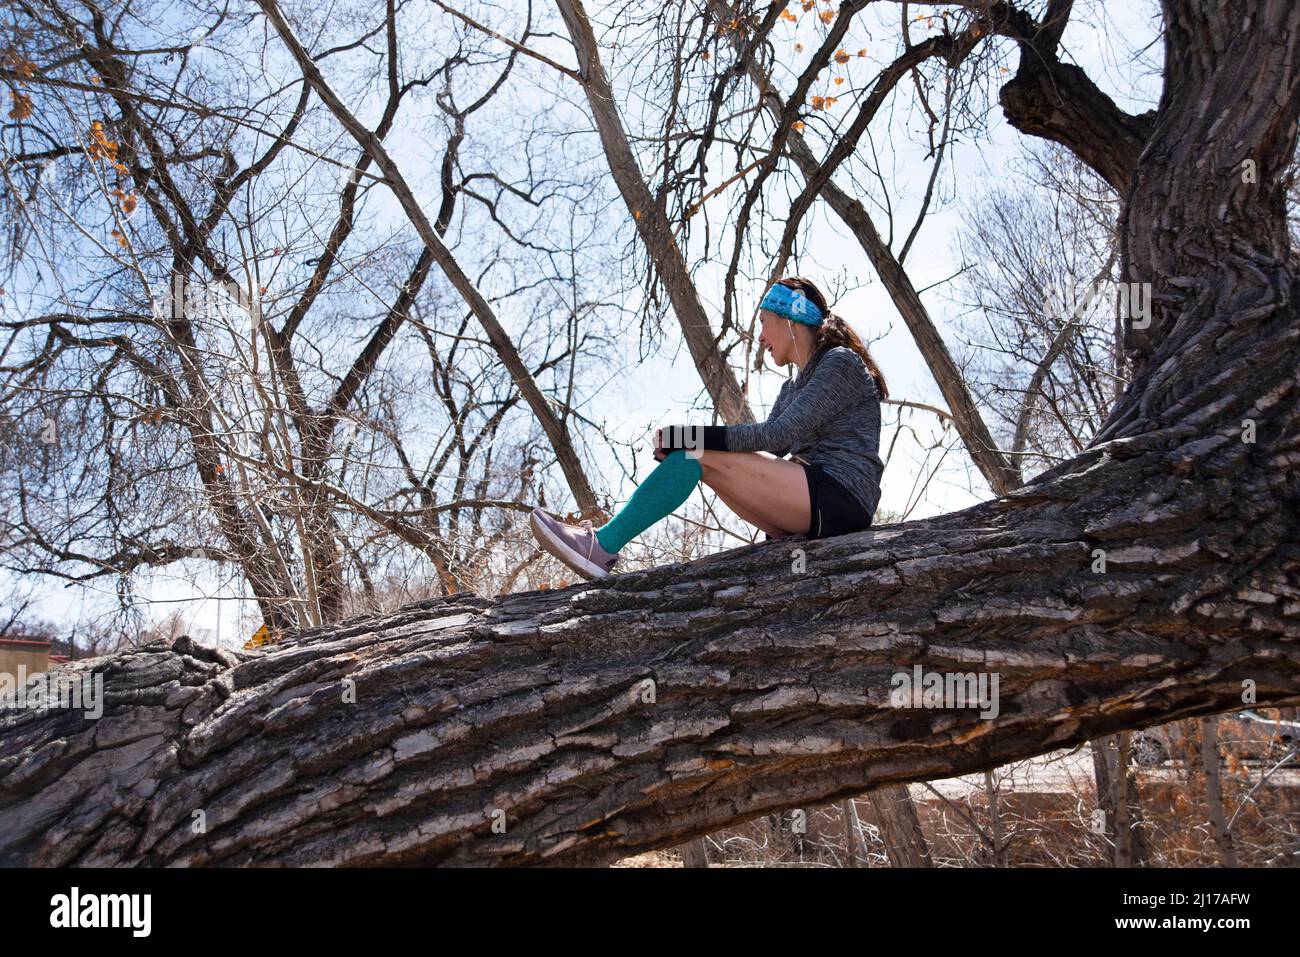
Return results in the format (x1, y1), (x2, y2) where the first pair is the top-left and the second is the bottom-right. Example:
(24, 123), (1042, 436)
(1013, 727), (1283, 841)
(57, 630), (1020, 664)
(2, 0), (1299, 867)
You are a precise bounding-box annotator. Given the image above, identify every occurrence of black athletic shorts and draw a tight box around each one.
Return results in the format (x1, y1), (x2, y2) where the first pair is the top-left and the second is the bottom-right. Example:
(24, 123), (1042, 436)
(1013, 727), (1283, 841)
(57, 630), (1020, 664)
(766, 460), (876, 540)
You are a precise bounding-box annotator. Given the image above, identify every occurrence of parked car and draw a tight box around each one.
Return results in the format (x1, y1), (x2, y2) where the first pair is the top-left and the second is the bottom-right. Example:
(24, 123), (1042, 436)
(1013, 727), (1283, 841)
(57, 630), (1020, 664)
(1130, 709), (1300, 767)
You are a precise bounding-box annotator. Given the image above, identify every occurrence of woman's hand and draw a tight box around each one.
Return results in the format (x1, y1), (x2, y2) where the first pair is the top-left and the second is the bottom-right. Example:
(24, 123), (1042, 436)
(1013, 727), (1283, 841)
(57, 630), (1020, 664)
(653, 426), (667, 461)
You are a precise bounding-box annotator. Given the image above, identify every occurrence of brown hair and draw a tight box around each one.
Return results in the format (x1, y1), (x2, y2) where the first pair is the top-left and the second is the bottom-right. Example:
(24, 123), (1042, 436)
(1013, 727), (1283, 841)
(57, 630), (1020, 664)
(776, 276), (889, 400)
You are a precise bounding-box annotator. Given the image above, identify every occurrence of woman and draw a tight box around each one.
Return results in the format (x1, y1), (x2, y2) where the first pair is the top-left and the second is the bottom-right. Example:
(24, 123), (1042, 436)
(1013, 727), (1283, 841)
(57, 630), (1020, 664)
(530, 276), (888, 581)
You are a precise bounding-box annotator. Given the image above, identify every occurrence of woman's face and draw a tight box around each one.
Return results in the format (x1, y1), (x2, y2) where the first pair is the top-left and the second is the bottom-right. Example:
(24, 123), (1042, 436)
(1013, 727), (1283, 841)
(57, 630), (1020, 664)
(757, 308), (813, 366)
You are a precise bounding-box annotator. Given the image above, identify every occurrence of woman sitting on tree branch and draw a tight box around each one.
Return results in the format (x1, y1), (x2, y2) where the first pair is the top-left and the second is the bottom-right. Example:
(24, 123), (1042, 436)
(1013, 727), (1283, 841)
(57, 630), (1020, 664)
(530, 276), (889, 580)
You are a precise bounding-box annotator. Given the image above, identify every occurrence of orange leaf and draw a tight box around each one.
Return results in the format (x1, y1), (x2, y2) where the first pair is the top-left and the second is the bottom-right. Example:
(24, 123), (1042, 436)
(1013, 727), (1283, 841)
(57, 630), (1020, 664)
(819, 10), (834, 23)
(834, 49), (850, 64)
(858, 48), (867, 56)
(244, 624), (270, 649)
(633, 209), (641, 220)
(3, 52), (37, 80)
(794, 42), (804, 52)
(792, 120), (805, 130)
(834, 76), (844, 85)
(8, 90), (33, 120)
(702, 50), (710, 60)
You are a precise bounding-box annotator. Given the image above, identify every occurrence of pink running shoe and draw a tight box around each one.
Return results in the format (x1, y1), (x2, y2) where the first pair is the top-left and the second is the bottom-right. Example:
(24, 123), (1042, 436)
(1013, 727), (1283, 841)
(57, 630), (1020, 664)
(529, 508), (621, 581)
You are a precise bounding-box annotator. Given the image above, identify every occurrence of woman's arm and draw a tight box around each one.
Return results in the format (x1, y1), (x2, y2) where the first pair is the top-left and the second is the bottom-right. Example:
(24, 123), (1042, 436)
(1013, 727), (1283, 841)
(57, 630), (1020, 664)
(658, 349), (864, 456)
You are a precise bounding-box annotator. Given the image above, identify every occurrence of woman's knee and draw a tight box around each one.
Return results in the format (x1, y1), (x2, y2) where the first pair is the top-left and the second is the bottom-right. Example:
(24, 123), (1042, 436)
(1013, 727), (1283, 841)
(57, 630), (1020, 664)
(697, 448), (749, 472)
(698, 451), (757, 490)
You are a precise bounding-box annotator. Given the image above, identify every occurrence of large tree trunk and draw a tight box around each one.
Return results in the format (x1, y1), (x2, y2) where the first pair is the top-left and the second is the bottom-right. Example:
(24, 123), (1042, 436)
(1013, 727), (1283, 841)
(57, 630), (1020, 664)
(2, 0), (1299, 868)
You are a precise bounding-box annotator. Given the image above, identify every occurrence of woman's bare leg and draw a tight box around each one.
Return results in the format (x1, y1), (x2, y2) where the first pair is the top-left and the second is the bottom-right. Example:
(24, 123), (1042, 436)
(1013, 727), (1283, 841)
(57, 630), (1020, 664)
(697, 450), (811, 537)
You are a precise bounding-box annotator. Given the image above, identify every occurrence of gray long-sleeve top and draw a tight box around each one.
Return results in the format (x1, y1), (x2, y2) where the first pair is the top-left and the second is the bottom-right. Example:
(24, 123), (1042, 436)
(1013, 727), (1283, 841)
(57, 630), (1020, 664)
(724, 344), (885, 517)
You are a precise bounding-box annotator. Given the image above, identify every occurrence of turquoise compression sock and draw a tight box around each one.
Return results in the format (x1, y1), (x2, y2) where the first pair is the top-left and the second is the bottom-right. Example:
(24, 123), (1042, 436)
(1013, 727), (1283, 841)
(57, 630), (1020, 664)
(595, 450), (703, 554)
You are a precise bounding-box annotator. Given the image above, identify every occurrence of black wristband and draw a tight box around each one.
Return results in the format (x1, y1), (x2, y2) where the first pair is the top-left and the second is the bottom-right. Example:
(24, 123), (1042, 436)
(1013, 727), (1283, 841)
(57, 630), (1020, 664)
(659, 424), (728, 452)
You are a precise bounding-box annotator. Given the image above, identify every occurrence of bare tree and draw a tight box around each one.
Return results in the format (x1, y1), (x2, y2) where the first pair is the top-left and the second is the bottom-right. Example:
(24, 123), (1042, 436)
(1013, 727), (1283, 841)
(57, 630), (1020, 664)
(952, 142), (1123, 476)
(1, 0), (626, 636)
(2, 0), (1300, 867)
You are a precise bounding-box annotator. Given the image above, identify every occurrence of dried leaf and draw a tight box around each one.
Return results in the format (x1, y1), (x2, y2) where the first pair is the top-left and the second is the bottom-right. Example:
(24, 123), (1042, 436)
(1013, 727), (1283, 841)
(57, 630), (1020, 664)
(8, 90), (33, 120)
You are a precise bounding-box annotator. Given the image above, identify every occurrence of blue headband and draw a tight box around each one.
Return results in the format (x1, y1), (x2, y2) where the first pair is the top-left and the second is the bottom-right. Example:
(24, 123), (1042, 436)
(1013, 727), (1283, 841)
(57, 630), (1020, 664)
(760, 283), (823, 327)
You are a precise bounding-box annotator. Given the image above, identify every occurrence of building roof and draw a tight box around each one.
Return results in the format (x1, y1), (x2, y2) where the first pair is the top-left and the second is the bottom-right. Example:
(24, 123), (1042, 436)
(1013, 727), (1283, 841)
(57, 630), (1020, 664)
(0, 637), (53, 650)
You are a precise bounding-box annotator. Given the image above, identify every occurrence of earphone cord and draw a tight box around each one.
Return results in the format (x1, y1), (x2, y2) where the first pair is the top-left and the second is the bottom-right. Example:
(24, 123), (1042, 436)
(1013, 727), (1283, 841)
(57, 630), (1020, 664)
(788, 319), (805, 369)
